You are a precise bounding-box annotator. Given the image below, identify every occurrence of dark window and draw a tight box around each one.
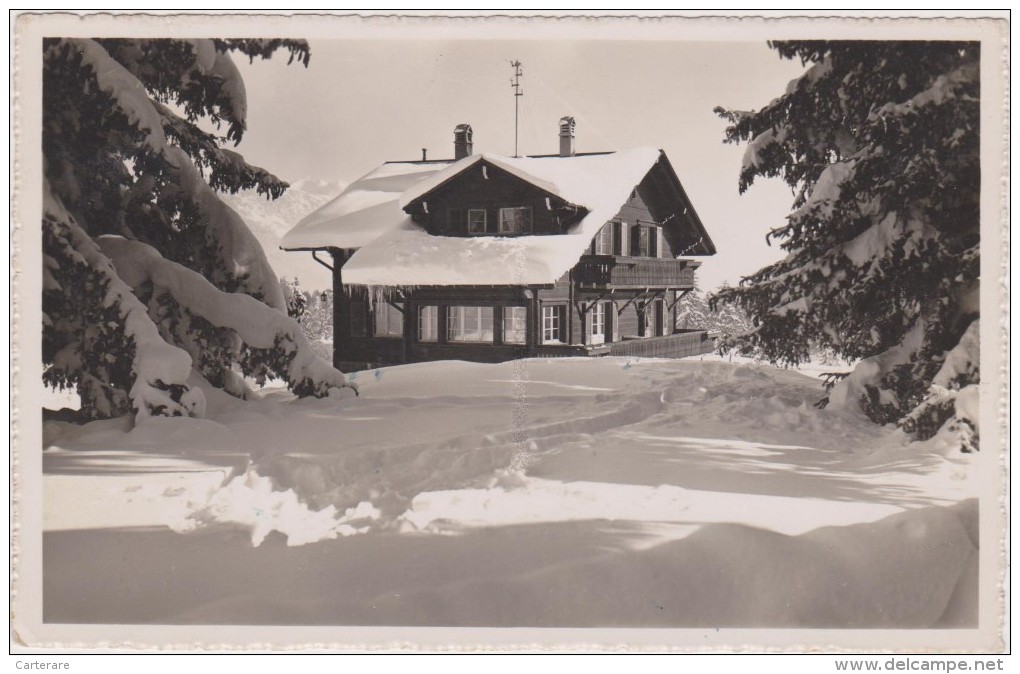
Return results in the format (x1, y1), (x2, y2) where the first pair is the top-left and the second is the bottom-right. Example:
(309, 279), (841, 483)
(467, 209), (488, 234)
(374, 302), (403, 337)
(350, 295), (369, 337)
(499, 207), (533, 234)
(418, 305), (438, 342)
(613, 222), (625, 256)
(502, 306), (527, 344)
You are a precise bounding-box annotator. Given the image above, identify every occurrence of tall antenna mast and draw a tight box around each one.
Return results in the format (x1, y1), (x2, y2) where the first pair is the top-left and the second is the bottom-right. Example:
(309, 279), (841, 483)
(510, 60), (524, 157)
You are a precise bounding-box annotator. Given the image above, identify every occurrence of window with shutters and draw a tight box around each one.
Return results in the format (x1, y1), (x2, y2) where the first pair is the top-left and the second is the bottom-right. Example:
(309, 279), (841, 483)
(641, 299), (665, 337)
(542, 305), (566, 344)
(630, 224), (659, 257)
(590, 302), (606, 345)
(594, 223), (613, 255)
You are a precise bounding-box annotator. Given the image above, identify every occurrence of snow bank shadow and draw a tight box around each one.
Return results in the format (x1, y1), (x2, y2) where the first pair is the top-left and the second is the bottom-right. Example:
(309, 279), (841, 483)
(43, 501), (978, 628)
(365, 499), (980, 628)
(43, 415), (250, 475)
(624, 433), (948, 507)
(42, 519), (642, 624)
(43, 449), (249, 476)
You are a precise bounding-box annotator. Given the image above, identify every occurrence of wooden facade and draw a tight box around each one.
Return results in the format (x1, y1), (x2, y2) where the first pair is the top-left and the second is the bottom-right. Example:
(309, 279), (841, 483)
(327, 158), (718, 370)
(404, 159), (587, 237)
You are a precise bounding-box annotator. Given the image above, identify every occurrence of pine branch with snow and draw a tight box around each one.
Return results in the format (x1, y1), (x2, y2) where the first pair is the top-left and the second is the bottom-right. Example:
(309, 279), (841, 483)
(675, 286), (755, 342)
(43, 184), (205, 420)
(42, 38), (353, 422)
(711, 41), (980, 450)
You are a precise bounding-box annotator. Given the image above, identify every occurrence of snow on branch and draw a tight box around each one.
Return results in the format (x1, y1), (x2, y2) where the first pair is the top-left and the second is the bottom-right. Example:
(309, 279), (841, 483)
(155, 100), (288, 199)
(899, 320), (980, 452)
(827, 322), (924, 414)
(207, 50), (248, 141)
(164, 144), (287, 311)
(97, 236), (356, 399)
(181, 39), (248, 129)
(868, 62), (979, 123)
(64, 38), (167, 153)
(52, 40), (287, 311)
(59, 43), (281, 301)
(44, 182), (204, 421)
(741, 127), (788, 175)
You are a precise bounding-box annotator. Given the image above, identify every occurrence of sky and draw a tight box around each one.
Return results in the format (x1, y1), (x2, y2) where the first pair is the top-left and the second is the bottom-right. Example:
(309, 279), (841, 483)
(233, 40), (807, 291)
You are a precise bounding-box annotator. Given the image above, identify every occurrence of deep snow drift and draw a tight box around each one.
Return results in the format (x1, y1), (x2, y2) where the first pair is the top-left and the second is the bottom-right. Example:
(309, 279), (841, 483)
(42, 357), (978, 626)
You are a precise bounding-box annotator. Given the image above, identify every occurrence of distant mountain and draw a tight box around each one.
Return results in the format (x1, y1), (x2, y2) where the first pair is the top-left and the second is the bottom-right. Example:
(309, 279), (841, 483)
(219, 178), (348, 290)
(289, 177), (352, 197)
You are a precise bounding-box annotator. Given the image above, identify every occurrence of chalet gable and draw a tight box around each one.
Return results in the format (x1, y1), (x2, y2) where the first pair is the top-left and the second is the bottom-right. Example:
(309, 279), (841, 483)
(400, 156), (589, 237)
(629, 154), (716, 257)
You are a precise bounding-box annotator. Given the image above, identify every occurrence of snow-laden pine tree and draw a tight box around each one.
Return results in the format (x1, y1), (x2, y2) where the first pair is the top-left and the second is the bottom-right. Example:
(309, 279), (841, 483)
(711, 41), (980, 450)
(675, 284), (754, 338)
(42, 38), (354, 422)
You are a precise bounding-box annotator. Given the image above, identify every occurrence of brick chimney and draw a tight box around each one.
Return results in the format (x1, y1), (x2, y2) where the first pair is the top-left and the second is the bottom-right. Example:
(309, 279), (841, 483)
(559, 116), (576, 157)
(454, 124), (473, 160)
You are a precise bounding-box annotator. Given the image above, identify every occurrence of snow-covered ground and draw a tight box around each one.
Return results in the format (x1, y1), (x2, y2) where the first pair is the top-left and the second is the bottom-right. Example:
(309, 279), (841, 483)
(42, 356), (978, 627)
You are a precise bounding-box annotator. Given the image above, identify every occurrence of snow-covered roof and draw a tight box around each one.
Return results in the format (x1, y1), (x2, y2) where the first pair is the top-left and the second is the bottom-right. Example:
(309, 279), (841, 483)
(282, 147), (673, 287)
(398, 153), (563, 210)
(280, 161), (453, 251)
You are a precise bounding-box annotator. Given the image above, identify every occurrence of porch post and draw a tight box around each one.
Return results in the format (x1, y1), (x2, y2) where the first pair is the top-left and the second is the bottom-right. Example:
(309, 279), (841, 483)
(331, 248), (352, 368)
(526, 289), (540, 351)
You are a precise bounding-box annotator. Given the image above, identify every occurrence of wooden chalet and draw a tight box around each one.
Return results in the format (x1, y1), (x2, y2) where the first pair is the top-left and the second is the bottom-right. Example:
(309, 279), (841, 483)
(281, 118), (718, 370)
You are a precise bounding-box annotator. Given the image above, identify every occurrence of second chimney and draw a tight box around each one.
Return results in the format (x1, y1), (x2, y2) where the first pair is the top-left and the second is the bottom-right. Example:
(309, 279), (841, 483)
(454, 124), (473, 160)
(559, 116), (576, 157)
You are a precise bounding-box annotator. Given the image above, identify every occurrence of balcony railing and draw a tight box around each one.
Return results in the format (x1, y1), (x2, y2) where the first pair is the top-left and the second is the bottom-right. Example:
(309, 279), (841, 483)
(573, 255), (696, 288)
(597, 330), (717, 359)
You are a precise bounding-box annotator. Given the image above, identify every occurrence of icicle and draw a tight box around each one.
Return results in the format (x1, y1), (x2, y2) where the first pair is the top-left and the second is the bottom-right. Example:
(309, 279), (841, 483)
(482, 166), (489, 180)
(545, 197), (552, 210)
(423, 201), (429, 214)
(365, 285), (391, 311)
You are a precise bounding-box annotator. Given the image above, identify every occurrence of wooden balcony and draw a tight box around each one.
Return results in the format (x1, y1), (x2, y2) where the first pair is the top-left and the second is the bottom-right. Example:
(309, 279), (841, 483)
(573, 255), (696, 289)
